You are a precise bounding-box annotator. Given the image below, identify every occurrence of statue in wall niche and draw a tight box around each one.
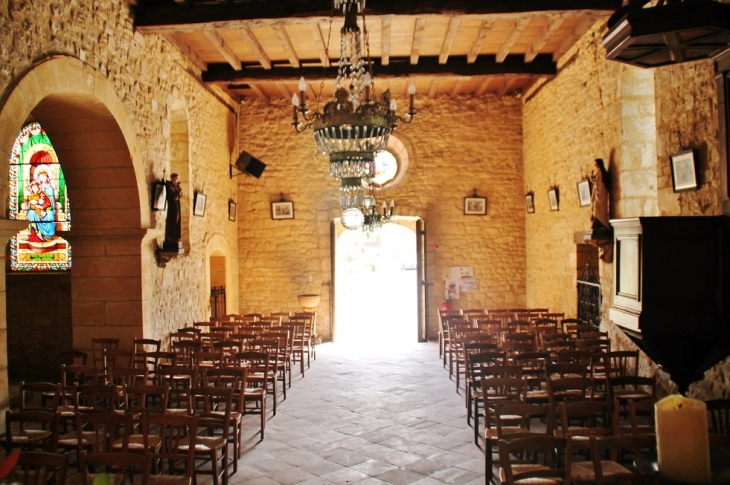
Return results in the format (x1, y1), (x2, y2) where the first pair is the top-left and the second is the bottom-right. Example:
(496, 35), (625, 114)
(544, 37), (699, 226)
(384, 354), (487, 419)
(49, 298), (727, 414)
(591, 158), (611, 231)
(163, 173), (183, 251)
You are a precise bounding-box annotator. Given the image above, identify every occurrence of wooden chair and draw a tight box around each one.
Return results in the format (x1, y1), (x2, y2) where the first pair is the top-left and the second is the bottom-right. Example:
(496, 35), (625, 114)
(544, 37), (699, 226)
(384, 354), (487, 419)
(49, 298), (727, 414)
(480, 376), (525, 450)
(185, 387), (232, 485)
(466, 351), (507, 432)
(607, 375), (655, 406)
(90, 338), (120, 368)
(568, 435), (655, 484)
(19, 382), (61, 412)
(114, 385), (169, 454)
(140, 413), (198, 485)
(556, 400), (614, 452)
(15, 451), (69, 485)
(1, 410), (60, 454)
(498, 435), (567, 485)
(133, 338), (161, 370)
(157, 367), (199, 415)
(205, 367), (247, 469)
(248, 339), (281, 415)
(171, 340), (202, 367)
(236, 351), (269, 439)
(707, 399), (730, 445)
(79, 451), (149, 485)
(613, 398), (655, 436)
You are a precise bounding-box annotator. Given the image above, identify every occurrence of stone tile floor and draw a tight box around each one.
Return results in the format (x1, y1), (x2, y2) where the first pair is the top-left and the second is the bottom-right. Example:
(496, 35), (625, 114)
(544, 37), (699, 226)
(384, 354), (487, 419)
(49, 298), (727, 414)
(230, 341), (487, 485)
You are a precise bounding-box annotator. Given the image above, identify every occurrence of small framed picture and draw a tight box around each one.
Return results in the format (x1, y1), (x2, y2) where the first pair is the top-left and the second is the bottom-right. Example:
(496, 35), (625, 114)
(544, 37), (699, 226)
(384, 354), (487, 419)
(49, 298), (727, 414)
(151, 181), (167, 211)
(548, 188), (559, 211)
(525, 193), (535, 213)
(193, 192), (207, 217)
(228, 201), (236, 221)
(464, 196), (487, 215)
(271, 201), (294, 220)
(577, 178), (592, 207)
(671, 149), (698, 192)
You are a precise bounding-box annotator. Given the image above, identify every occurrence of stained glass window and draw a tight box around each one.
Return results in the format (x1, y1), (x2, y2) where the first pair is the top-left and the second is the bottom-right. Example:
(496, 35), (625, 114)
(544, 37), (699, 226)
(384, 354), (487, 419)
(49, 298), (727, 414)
(372, 150), (398, 186)
(8, 122), (71, 271)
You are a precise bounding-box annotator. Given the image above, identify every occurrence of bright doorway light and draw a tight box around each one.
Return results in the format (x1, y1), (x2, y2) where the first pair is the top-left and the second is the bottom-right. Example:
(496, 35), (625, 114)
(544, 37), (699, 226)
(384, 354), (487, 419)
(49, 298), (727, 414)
(334, 223), (418, 351)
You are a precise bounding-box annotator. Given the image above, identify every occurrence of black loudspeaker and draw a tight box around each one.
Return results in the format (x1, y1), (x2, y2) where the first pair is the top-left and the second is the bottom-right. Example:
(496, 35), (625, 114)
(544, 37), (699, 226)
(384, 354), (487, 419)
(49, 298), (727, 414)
(233, 151), (267, 178)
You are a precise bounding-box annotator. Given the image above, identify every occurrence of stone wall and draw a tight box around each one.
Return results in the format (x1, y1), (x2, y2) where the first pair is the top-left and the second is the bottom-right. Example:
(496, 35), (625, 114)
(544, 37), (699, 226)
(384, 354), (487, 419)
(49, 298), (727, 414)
(238, 94), (526, 340)
(0, 0), (239, 420)
(523, 19), (727, 397)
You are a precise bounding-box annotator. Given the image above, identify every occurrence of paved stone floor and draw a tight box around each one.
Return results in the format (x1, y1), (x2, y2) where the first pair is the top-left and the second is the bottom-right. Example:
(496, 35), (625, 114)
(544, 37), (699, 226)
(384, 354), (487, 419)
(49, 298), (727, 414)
(232, 341), (486, 485)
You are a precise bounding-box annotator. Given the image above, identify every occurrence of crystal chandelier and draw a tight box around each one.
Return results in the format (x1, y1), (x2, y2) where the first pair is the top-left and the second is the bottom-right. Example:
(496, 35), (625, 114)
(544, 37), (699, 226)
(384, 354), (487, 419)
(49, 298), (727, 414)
(290, 0), (415, 227)
(361, 193), (394, 235)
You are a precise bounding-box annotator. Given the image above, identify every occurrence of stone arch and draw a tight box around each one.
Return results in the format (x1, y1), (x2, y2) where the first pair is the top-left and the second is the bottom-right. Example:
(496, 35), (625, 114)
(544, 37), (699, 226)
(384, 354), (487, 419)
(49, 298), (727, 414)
(0, 56), (151, 419)
(205, 234), (238, 316)
(168, 93), (192, 251)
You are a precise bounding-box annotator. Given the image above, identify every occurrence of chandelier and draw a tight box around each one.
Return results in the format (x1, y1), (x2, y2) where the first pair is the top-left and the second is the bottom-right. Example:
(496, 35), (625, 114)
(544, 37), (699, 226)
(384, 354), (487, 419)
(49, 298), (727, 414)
(290, 0), (415, 227)
(361, 194), (394, 235)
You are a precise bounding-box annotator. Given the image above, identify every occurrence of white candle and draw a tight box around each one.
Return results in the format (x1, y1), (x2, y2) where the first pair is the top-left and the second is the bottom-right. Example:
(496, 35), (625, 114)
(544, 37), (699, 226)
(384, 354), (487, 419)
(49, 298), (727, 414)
(655, 395), (711, 483)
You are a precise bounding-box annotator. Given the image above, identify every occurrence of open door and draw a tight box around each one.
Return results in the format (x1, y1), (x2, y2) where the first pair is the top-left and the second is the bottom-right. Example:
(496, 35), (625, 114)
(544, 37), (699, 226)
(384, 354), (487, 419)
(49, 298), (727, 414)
(417, 218), (427, 341)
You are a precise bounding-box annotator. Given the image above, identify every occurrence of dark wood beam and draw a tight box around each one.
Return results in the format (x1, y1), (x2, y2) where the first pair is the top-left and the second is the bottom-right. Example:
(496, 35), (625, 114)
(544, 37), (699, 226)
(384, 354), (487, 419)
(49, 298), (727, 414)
(133, 0), (621, 33)
(202, 54), (557, 83)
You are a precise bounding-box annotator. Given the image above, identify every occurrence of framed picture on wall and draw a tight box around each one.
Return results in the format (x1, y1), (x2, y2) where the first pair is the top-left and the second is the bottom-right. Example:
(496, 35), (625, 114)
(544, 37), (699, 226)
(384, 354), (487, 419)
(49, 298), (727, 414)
(577, 178), (592, 207)
(193, 192), (207, 217)
(525, 193), (535, 213)
(151, 181), (167, 211)
(548, 188), (559, 211)
(671, 149), (698, 192)
(271, 201), (294, 220)
(228, 201), (236, 221)
(464, 196), (487, 215)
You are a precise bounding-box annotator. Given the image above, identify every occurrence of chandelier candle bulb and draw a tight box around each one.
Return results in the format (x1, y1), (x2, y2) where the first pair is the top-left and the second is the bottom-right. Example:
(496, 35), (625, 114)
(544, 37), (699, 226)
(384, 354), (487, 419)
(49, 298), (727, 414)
(655, 395), (711, 483)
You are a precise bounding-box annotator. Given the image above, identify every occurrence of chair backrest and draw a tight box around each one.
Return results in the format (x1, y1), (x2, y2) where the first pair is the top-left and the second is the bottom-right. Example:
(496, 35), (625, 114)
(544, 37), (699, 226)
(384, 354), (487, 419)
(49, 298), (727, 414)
(707, 399), (730, 437)
(19, 382), (61, 412)
(605, 350), (640, 377)
(74, 384), (120, 412)
(90, 338), (120, 367)
(189, 387), (232, 438)
(205, 367), (247, 413)
(142, 413), (198, 478)
(557, 350), (594, 366)
(133, 339), (161, 365)
(236, 351), (270, 379)
(16, 451), (69, 485)
(494, 401), (552, 437)
(103, 348), (134, 369)
(546, 363), (589, 378)
(607, 375), (656, 401)
(74, 412), (132, 454)
(584, 435), (656, 485)
(60, 365), (101, 389)
(123, 384), (169, 415)
(108, 366), (148, 387)
(558, 400), (614, 440)
(4, 410), (60, 453)
(56, 350), (88, 367)
(498, 436), (567, 485)
(79, 451), (149, 485)
(547, 377), (595, 406)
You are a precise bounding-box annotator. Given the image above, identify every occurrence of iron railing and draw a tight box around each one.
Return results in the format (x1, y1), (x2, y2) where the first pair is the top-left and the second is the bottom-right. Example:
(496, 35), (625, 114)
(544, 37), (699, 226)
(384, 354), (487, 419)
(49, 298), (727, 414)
(210, 286), (226, 319)
(577, 263), (601, 328)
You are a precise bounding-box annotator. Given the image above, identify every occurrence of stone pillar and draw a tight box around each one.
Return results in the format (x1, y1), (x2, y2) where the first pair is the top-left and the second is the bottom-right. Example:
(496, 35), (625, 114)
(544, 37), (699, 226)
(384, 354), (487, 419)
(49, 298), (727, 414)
(0, 219), (38, 429)
(65, 228), (150, 351)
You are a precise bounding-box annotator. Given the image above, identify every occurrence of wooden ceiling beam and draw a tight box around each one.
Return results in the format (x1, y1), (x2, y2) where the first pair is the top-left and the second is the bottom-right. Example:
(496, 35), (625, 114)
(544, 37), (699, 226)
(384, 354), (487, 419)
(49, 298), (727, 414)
(439, 16), (461, 64)
(202, 54), (557, 83)
(525, 17), (565, 62)
(248, 83), (270, 103)
(277, 82), (292, 100)
(410, 17), (427, 65)
(467, 19), (495, 64)
(239, 26), (272, 69)
(132, 0), (621, 33)
(381, 17), (392, 66)
(202, 30), (241, 70)
(475, 76), (496, 96)
(496, 76), (520, 96)
(496, 18), (531, 63)
(273, 24), (300, 68)
(450, 79), (465, 98)
(310, 23), (329, 67)
(427, 79), (440, 98)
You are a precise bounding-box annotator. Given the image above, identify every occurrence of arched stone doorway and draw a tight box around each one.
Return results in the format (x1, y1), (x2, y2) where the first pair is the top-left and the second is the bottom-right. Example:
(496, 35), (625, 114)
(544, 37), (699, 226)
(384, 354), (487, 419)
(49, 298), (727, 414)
(0, 57), (150, 418)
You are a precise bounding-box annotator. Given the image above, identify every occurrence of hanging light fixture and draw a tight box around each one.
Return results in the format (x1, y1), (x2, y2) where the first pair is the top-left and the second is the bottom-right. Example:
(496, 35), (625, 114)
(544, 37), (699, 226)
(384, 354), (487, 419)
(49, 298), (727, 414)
(290, 0), (416, 227)
(361, 192), (394, 235)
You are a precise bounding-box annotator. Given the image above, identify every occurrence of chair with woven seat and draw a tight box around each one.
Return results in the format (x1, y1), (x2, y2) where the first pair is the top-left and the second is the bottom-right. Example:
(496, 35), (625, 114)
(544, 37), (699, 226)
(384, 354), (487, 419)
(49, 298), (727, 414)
(184, 387), (232, 485)
(248, 339), (281, 415)
(607, 375), (655, 408)
(157, 367), (199, 415)
(466, 351), (507, 431)
(568, 434), (655, 484)
(15, 451), (69, 485)
(1, 410), (60, 454)
(707, 399), (730, 445)
(112, 385), (169, 455)
(205, 367), (247, 471)
(79, 450), (149, 485)
(556, 400), (614, 453)
(480, 376), (525, 449)
(236, 351), (269, 439)
(19, 382), (61, 412)
(139, 413), (198, 485)
(498, 435), (568, 485)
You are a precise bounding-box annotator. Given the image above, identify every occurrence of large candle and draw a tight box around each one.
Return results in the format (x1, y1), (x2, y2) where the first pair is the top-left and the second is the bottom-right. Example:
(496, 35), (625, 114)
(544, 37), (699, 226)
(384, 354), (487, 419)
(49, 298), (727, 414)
(655, 395), (711, 483)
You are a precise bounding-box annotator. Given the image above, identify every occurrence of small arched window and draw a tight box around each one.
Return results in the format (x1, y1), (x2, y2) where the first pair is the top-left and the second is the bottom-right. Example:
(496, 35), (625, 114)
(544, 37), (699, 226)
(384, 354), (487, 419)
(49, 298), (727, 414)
(8, 122), (72, 271)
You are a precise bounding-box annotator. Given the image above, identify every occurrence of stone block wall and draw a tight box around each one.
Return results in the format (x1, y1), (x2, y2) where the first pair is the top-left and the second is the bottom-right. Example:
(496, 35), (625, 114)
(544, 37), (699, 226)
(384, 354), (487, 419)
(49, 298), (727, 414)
(0, 0), (239, 421)
(238, 94), (526, 339)
(523, 19), (727, 397)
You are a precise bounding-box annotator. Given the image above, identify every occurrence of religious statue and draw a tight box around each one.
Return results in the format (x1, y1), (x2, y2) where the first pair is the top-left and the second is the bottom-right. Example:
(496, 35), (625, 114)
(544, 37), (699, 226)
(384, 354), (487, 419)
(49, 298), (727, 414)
(590, 158), (611, 231)
(163, 173), (183, 250)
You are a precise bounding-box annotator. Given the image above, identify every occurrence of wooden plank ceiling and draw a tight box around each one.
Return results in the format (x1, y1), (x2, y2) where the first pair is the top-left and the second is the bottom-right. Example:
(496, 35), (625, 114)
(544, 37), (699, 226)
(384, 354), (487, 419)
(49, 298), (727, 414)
(130, 0), (621, 102)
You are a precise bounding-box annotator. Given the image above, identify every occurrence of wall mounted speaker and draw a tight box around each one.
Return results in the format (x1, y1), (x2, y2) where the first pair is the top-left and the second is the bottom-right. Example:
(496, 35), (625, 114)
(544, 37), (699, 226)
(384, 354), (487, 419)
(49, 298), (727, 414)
(232, 151), (266, 178)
